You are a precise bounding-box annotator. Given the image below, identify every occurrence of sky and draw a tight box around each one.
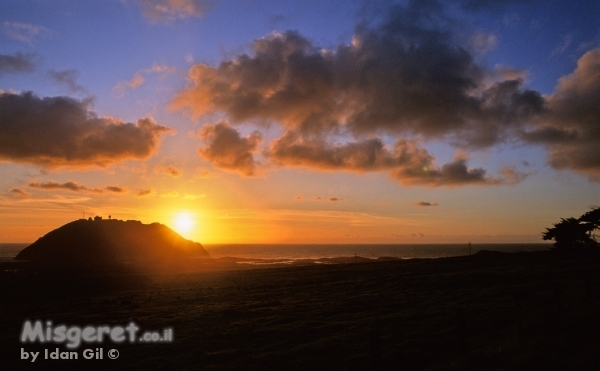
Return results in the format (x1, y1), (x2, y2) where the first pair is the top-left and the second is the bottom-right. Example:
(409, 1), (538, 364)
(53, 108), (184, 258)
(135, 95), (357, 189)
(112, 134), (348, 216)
(0, 0), (599, 244)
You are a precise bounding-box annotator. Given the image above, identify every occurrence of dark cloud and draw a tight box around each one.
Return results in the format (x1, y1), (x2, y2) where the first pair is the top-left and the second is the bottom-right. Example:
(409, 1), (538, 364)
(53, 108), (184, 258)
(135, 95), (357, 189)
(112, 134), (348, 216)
(28, 181), (127, 194)
(416, 201), (438, 206)
(328, 197), (341, 202)
(173, 1), (543, 147)
(48, 69), (87, 94)
(266, 133), (513, 186)
(521, 49), (600, 182)
(173, 0), (598, 184)
(0, 91), (173, 168)
(0, 53), (36, 75)
(459, 0), (540, 13)
(191, 120), (262, 176)
(29, 180), (87, 192)
(105, 186), (127, 193)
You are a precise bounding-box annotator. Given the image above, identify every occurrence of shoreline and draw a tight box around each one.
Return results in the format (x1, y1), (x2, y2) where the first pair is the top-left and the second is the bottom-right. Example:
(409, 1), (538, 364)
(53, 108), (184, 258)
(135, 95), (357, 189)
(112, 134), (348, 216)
(1, 242), (553, 264)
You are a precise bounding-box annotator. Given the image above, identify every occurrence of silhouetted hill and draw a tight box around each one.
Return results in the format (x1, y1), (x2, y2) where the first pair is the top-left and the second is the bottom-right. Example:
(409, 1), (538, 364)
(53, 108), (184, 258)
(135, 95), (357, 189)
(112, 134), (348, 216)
(15, 218), (209, 265)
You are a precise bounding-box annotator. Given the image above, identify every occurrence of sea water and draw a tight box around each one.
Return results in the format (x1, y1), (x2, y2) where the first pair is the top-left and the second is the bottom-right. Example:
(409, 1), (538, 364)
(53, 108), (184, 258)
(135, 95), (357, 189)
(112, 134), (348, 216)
(203, 243), (551, 260)
(0, 243), (29, 262)
(1, 243), (551, 262)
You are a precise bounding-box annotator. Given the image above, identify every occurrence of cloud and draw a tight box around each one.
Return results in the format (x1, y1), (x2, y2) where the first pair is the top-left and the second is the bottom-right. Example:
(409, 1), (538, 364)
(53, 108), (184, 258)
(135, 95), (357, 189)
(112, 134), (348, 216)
(160, 191), (179, 198)
(194, 167), (217, 179)
(48, 69), (88, 94)
(521, 49), (600, 182)
(113, 63), (176, 96)
(9, 188), (30, 197)
(459, 0), (540, 13)
(191, 120), (262, 176)
(551, 34), (573, 57)
(183, 193), (206, 200)
(0, 91), (174, 168)
(296, 195), (341, 202)
(415, 201), (438, 206)
(113, 73), (145, 96)
(29, 181), (87, 192)
(3, 22), (50, 44)
(28, 181), (127, 194)
(498, 166), (533, 185)
(135, 0), (212, 23)
(173, 3), (543, 148)
(0, 53), (37, 75)
(154, 164), (182, 177)
(267, 133), (512, 186)
(105, 186), (127, 193)
(137, 189), (154, 197)
(145, 63), (177, 75)
(172, 0), (598, 184)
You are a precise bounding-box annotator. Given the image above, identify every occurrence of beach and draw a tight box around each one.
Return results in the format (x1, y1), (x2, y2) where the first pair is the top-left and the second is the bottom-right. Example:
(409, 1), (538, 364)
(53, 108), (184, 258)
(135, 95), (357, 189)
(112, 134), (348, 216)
(2, 249), (600, 370)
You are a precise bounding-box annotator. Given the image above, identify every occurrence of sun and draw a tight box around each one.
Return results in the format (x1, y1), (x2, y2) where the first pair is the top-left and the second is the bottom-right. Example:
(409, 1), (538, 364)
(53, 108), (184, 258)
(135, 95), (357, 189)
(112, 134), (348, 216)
(173, 212), (194, 237)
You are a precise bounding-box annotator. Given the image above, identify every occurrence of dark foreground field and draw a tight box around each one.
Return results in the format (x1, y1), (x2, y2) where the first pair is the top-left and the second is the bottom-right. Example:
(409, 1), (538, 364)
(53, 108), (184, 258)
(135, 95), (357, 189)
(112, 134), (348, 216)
(1, 250), (600, 370)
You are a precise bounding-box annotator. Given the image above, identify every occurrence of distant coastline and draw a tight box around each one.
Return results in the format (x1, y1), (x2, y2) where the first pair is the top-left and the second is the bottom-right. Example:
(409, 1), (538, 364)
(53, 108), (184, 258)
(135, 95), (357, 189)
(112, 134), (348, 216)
(2, 242), (552, 263)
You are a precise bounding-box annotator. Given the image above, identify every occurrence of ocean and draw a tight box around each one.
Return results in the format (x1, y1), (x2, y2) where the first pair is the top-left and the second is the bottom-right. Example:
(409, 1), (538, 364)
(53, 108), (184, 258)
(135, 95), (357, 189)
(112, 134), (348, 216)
(1, 243), (552, 263)
(203, 243), (551, 260)
(0, 243), (29, 262)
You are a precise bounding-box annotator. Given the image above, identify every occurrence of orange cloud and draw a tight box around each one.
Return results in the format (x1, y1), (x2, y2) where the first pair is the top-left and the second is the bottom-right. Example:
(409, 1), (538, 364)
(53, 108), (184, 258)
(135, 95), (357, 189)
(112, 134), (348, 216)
(113, 73), (145, 96)
(113, 63), (176, 96)
(135, 0), (211, 23)
(0, 91), (173, 168)
(105, 186), (127, 193)
(137, 189), (154, 197)
(28, 181), (127, 194)
(192, 120), (262, 177)
(154, 164), (182, 178)
(8, 188), (30, 197)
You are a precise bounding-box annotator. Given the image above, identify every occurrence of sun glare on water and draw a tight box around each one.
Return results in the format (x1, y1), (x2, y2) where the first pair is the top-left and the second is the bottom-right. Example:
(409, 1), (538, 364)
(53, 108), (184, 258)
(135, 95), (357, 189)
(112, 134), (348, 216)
(173, 212), (194, 238)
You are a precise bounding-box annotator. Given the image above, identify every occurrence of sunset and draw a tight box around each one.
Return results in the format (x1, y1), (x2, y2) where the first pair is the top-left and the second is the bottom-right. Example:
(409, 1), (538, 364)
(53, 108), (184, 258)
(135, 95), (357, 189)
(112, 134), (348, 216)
(0, 0), (598, 245)
(2, 0), (600, 370)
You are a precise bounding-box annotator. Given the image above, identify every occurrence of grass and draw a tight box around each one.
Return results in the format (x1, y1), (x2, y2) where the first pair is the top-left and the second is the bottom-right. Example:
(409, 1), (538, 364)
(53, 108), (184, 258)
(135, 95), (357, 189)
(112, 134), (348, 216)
(1, 250), (600, 370)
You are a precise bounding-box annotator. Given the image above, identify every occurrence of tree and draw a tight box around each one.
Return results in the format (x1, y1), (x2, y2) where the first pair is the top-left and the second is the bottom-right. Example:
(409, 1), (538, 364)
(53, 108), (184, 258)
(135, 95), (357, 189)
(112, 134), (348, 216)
(542, 207), (600, 249)
(580, 207), (600, 240)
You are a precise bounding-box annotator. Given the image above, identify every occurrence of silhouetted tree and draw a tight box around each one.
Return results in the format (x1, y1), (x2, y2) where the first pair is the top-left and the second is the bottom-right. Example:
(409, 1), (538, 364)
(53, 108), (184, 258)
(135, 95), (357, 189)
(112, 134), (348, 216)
(543, 207), (600, 249)
(580, 207), (600, 240)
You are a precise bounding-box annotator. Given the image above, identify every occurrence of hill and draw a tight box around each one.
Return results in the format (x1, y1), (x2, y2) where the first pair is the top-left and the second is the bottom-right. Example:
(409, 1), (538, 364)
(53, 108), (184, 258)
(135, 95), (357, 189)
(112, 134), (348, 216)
(15, 218), (209, 265)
